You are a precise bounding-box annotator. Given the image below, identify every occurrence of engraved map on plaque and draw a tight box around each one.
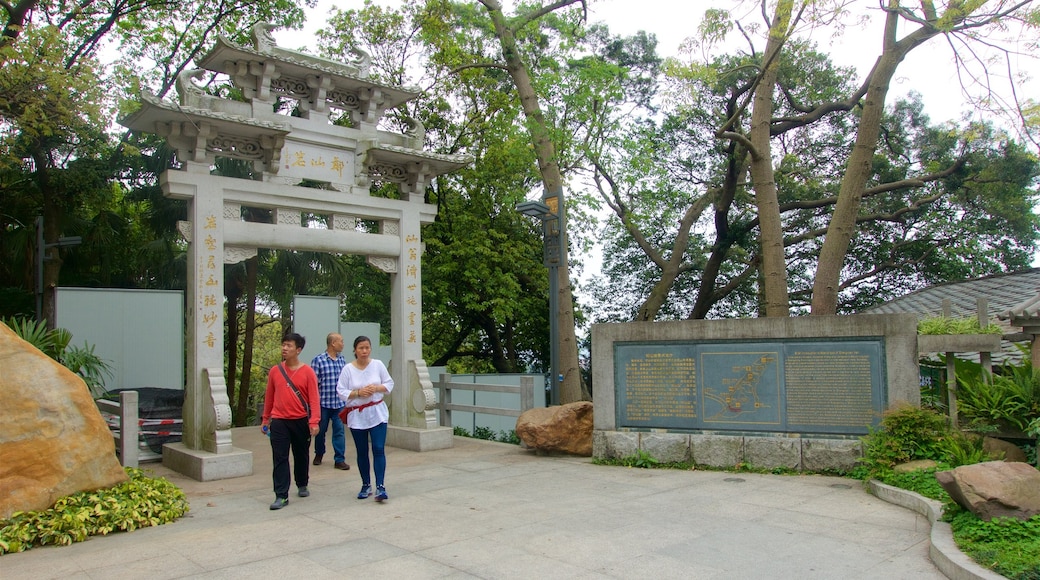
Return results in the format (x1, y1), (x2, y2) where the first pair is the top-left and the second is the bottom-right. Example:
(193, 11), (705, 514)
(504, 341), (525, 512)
(701, 348), (782, 427)
(615, 339), (885, 434)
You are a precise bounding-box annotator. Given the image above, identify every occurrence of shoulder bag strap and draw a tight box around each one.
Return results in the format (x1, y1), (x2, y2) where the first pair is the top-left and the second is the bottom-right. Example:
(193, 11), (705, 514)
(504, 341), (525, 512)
(277, 364), (311, 415)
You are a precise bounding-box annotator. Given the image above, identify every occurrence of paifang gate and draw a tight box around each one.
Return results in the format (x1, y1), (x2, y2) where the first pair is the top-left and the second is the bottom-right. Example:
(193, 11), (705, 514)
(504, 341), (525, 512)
(120, 23), (472, 481)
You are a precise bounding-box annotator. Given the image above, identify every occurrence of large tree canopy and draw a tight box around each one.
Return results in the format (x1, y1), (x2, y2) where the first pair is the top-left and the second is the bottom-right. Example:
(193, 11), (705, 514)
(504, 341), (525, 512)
(1, 0), (1037, 407)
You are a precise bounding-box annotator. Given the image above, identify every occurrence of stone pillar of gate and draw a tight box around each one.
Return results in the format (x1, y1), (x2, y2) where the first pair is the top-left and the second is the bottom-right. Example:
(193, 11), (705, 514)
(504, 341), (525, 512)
(161, 162), (252, 481)
(382, 209), (453, 452)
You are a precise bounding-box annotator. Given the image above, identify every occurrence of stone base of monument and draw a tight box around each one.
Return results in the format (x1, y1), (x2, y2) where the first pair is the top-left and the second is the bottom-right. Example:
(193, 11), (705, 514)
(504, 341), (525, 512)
(387, 425), (454, 452)
(162, 443), (253, 481)
(594, 431), (864, 472)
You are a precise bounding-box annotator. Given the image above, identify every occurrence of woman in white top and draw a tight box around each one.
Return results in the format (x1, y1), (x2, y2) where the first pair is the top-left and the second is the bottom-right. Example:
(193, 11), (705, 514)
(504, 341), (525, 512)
(336, 335), (394, 501)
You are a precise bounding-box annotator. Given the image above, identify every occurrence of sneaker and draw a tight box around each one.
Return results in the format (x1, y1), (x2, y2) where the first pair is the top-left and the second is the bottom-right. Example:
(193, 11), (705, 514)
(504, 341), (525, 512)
(312, 455), (323, 466)
(298, 487), (310, 498)
(357, 484), (372, 500)
(269, 497), (289, 510)
(334, 462), (351, 470)
(375, 486), (388, 502)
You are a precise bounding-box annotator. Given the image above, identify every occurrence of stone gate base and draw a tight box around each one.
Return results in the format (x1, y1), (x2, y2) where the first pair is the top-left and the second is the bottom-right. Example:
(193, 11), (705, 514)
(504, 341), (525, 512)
(388, 425), (454, 452)
(594, 431), (864, 472)
(163, 444), (253, 481)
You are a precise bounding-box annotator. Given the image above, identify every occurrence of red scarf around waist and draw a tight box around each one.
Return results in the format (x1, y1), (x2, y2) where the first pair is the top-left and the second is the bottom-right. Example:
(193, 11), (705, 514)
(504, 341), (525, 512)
(338, 399), (382, 423)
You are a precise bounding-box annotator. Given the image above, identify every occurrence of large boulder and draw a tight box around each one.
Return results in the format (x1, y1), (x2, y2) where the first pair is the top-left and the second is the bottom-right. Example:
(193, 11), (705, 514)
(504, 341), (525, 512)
(935, 461), (1040, 521)
(516, 401), (593, 456)
(982, 436), (1028, 463)
(0, 324), (128, 519)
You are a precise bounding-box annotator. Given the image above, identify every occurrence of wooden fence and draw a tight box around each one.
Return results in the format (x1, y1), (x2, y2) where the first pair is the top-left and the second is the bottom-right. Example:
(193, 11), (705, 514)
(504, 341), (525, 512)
(435, 374), (536, 429)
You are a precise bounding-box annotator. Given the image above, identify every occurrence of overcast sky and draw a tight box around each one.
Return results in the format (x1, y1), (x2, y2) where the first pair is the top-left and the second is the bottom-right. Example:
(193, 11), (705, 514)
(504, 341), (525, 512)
(275, 0), (1038, 129)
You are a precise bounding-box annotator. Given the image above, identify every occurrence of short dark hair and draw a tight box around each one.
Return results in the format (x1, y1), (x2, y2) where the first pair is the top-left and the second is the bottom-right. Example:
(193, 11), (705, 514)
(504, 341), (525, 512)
(282, 332), (305, 349)
(353, 335), (371, 350)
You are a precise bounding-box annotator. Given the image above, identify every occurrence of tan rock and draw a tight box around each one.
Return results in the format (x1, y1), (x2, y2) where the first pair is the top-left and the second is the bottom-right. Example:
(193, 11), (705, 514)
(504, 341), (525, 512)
(982, 436), (1028, 463)
(516, 401), (593, 456)
(894, 459), (939, 473)
(0, 324), (127, 519)
(935, 461), (1040, 521)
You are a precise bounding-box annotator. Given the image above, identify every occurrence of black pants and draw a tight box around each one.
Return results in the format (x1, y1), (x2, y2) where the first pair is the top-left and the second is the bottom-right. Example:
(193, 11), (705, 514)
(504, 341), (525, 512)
(270, 417), (310, 499)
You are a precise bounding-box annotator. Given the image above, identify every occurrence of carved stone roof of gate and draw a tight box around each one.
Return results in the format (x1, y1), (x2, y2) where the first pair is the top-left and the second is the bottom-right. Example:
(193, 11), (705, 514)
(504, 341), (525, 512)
(122, 91), (293, 135)
(197, 35), (420, 111)
(366, 143), (473, 173)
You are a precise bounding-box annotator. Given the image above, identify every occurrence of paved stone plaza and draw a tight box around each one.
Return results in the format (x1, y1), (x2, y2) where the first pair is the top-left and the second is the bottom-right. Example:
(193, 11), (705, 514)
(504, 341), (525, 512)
(0, 428), (946, 580)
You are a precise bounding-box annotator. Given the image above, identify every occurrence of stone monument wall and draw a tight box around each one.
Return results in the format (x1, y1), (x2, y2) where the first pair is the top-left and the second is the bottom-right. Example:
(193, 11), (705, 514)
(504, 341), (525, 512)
(590, 314), (919, 471)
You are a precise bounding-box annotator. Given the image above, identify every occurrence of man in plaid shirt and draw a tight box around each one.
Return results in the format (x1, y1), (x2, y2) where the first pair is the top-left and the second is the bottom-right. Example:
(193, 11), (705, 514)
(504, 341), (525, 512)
(310, 333), (350, 470)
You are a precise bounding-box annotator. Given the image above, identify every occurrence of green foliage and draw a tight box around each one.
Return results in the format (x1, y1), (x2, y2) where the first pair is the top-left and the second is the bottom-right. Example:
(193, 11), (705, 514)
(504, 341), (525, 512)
(0, 468), (189, 554)
(451, 426), (520, 445)
(958, 374), (1030, 430)
(611, 450), (660, 469)
(946, 509), (1040, 580)
(859, 405), (952, 473)
(938, 431), (994, 467)
(497, 430), (521, 445)
(956, 354), (1040, 431)
(873, 468), (951, 503)
(917, 316), (1003, 335)
(1028, 417), (1040, 439)
(3, 317), (113, 396)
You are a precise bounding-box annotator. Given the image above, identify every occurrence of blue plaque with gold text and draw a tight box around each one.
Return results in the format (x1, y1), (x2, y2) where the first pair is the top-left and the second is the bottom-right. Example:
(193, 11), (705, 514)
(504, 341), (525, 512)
(615, 339), (885, 435)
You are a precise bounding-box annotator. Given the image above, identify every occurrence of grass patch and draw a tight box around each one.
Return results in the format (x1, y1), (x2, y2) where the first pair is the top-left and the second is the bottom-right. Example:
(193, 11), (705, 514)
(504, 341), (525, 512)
(945, 507), (1040, 580)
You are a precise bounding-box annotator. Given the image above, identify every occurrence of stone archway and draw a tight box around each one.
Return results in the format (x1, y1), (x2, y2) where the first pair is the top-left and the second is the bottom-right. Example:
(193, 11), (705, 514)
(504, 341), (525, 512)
(121, 23), (470, 480)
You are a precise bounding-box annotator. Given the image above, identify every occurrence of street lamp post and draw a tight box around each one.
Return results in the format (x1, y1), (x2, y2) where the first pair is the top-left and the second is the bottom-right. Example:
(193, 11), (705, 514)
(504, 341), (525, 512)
(36, 216), (82, 324)
(517, 189), (565, 405)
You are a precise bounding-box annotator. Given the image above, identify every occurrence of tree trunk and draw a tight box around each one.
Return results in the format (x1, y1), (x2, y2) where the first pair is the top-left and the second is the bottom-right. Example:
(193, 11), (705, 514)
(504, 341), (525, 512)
(691, 146), (747, 319)
(482, 0), (587, 403)
(811, 3), (940, 314)
(33, 149), (61, 330)
(746, 0), (793, 317)
(225, 292), (240, 404)
(235, 256), (259, 426)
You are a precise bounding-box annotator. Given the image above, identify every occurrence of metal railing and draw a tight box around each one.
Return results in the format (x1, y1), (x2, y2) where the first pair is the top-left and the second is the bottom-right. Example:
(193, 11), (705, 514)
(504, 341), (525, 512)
(435, 374), (536, 429)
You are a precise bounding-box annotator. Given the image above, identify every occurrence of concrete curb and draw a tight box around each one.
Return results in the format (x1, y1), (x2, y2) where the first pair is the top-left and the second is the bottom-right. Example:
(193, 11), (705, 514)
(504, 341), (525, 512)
(868, 480), (1005, 580)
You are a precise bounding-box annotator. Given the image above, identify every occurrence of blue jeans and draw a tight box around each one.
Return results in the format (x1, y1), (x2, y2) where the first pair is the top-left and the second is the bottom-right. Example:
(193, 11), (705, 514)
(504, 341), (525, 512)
(351, 422), (387, 487)
(314, 406), (346, 463)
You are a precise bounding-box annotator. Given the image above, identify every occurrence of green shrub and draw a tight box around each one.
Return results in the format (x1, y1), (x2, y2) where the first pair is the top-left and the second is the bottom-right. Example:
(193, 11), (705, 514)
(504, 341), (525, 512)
(917, 316), (1002, 335)
(451, 426), (520, 445)
(497, 430), (521, 445)
(0, 468), (189, 554)
(958, 373), (1030, 431)
(859, 404), (952, 474)
(940, 431), (996, 467)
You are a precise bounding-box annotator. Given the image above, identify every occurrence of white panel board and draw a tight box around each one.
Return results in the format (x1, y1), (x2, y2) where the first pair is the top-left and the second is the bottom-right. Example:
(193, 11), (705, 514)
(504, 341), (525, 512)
(340, 322), (389, 362)
(292, 295), (341, 366)
(55, 288), (184, 391)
